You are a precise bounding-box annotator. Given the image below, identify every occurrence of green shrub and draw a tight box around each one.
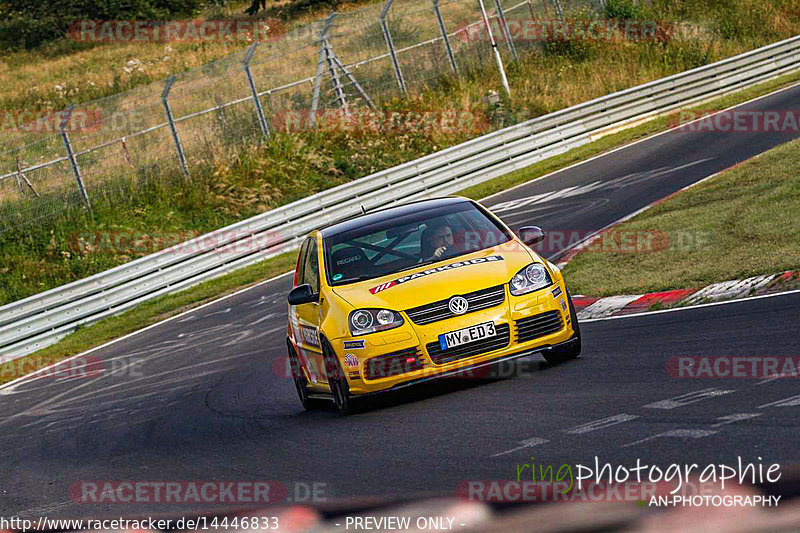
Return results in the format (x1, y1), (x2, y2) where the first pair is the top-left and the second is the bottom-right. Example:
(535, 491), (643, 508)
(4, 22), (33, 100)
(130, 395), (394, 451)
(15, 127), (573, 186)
(604, 0), (643, 20)
(0, 0), (205, 49)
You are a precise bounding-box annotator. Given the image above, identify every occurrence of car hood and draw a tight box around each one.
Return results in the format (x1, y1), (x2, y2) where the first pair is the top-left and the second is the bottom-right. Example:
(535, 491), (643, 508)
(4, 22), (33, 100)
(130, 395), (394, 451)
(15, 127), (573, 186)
(331, 245), (536, 310)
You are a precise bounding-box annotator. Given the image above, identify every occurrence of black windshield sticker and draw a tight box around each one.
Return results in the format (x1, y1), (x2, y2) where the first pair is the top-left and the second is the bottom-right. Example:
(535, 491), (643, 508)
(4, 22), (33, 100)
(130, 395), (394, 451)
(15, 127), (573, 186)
(369, 255), (504, 294)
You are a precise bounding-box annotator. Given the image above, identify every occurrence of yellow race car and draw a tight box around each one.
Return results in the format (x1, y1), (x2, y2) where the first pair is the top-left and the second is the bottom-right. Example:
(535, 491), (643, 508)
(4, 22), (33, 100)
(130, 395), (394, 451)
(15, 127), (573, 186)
(286, 197), (581, 414)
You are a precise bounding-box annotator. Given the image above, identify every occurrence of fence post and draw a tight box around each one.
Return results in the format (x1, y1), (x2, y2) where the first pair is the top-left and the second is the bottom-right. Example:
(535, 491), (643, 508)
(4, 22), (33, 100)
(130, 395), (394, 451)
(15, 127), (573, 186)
(15, 158), (39, 197)
(527, 0), (537, 20)
(324, 39), (349, 112)
(433, 0), (459, 75)
(330, 55), (376, 109)
(161, 75), (190, 178)
(264, 91), (275, 131)
(380, 0), (407, 95)
(14, 158), (24, 197)
(311, 12), (336, 124)
(243, 42), (271, 138)
(60, 105), (92, 212)
(552, 0), (564, 18)
(478, 0), (511, 97)
(492, 0), (518, 60)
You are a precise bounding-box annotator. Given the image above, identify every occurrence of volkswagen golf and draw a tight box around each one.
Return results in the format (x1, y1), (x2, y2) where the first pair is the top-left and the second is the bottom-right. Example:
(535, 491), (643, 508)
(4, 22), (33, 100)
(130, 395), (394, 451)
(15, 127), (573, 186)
(286, 196), (581, 414)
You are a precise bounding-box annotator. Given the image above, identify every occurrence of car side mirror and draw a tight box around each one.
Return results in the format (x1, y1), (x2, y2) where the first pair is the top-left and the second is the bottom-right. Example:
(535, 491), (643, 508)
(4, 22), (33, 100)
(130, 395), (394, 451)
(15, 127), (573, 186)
(288, 284), (319, 305)
(518, 226), (545, 245)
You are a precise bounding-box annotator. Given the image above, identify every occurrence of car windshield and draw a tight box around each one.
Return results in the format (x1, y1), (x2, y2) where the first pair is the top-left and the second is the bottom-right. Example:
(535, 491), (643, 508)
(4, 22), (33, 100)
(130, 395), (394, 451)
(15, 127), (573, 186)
(324, 201), (513, 286)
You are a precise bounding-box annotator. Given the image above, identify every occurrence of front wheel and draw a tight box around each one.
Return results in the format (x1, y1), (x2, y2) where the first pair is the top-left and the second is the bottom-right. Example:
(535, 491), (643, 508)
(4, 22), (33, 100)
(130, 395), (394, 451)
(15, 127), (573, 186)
(322, 340), (358, 416)
(287, 339), (326, 411)
(541, 290), (582, 364)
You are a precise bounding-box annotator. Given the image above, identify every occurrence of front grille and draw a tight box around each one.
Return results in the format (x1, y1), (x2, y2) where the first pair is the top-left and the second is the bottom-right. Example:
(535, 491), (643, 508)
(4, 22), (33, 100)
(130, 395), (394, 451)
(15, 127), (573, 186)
(426, 323), (511, 365)
(405, 285), (506, 325)
(515, 311), (563, 343)
(364, 347), (424, 380)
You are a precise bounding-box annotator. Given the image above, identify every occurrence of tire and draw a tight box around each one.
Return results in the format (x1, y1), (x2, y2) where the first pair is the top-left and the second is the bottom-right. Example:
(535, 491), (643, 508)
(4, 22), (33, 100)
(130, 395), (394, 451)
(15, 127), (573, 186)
(322, 340), (357, 416)
(286, 339), (326, 411)
(541, 289), (582, 365)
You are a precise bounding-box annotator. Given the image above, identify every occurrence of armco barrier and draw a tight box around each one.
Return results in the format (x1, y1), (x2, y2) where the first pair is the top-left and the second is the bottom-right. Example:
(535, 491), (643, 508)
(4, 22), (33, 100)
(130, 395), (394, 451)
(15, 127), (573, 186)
(1, 35), (799, 361)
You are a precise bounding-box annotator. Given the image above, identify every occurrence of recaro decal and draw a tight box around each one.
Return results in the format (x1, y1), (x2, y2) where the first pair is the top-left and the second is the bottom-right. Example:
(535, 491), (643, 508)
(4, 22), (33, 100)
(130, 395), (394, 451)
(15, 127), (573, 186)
(336, 255), (362, 265)
(369, 255), (504, 294)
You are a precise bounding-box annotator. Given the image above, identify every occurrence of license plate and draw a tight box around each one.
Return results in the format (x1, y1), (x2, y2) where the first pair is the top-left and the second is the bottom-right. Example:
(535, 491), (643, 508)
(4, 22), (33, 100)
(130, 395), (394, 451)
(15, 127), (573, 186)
(439, 321), (497, 350)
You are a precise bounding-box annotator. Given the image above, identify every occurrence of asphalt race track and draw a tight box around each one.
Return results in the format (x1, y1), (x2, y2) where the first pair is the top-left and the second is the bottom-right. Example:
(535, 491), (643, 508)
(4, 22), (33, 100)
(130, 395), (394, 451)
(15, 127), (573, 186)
(2, 84), (800, 519)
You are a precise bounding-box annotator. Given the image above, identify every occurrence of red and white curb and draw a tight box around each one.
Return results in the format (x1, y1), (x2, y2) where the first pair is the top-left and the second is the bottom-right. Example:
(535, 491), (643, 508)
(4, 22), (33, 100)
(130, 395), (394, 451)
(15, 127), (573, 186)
(576, 295), (644, 319)
(574, 271), (799, 320)
(681, 274), (777, 306)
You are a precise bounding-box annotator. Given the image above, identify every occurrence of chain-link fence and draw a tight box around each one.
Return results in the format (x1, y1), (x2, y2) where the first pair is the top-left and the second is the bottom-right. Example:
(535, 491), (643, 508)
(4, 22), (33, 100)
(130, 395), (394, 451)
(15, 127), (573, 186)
(0, 0), (601, 233)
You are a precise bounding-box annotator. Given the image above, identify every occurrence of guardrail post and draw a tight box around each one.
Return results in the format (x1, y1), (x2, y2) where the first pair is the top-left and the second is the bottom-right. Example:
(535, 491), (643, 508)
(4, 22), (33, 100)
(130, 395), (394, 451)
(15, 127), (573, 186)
(243, 42), (271, 138)
(60, 104), (92, 212)
(433, 0), (459, 75)
(478, 0), (511, 97)
(381, 0), (407, 95)
(161, 75), (190, 178)
(492, 0), (518, 60)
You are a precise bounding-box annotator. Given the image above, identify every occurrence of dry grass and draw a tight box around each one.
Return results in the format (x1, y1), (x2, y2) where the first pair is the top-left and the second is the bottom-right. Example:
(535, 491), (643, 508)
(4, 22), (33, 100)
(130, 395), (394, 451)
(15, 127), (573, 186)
(0, 0), (377, 115)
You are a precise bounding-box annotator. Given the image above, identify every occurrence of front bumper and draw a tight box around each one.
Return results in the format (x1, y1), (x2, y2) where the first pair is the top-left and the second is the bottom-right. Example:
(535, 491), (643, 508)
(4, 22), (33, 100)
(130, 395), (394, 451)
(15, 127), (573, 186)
(357, 336), (579, 398)
(333, 281), (576, 395)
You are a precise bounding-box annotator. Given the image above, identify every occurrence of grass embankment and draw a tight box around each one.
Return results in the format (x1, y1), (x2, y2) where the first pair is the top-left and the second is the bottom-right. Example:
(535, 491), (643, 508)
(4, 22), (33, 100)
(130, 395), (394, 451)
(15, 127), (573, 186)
(3, 70), (800, 386)
(0, 0), (375, 115)
(562, 134), (800, 297)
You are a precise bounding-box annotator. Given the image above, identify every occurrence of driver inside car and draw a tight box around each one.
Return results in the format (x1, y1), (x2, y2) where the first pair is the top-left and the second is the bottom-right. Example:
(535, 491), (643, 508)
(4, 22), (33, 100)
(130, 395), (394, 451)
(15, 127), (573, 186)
(419, 221), (455, 262)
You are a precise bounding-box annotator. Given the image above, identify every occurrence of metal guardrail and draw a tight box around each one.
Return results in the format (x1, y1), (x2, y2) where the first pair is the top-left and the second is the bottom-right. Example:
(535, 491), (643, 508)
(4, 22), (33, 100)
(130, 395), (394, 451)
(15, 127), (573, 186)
(1, 35), (799, 361)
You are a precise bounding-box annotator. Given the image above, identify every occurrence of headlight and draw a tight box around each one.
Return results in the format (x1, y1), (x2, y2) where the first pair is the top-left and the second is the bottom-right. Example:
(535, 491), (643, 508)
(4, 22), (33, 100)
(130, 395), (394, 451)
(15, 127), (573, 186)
(349, 309), (404, 336)
(509, 263), (553, 296)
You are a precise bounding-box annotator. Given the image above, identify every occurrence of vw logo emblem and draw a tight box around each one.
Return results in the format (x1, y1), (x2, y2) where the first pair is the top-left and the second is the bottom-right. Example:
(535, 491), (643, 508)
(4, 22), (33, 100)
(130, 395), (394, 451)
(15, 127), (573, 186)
(448, 296), (469, 315)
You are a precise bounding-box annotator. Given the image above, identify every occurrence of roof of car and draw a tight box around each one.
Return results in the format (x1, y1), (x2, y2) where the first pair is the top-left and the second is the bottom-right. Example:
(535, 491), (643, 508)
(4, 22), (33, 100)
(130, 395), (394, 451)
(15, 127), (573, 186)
(319, 196), (471, 237)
